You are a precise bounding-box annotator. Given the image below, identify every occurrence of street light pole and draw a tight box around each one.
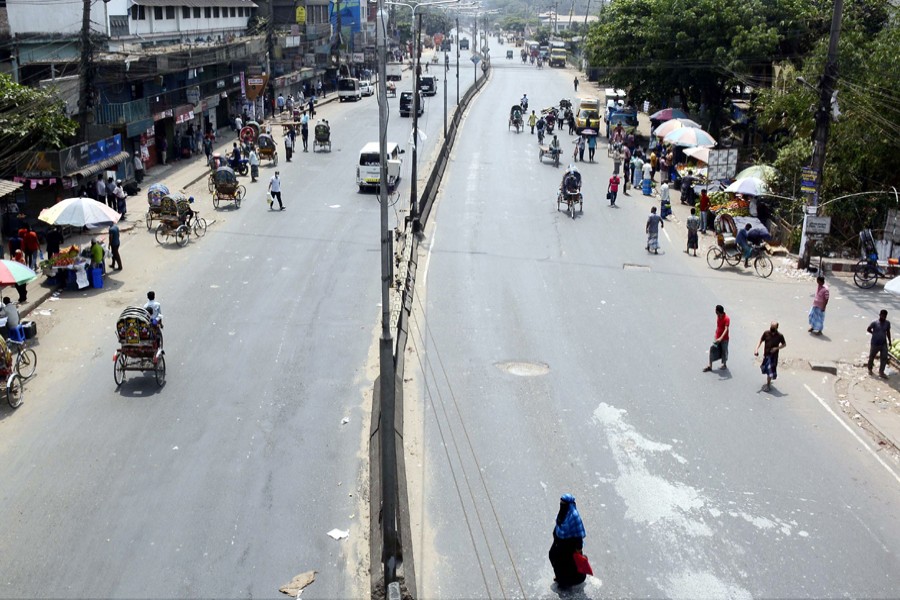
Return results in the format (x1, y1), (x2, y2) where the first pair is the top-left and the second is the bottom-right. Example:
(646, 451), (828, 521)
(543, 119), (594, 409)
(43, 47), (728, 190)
(374, 1), (398, 588)
(410, 11), (423, 233)
(456, 17), (460, 104)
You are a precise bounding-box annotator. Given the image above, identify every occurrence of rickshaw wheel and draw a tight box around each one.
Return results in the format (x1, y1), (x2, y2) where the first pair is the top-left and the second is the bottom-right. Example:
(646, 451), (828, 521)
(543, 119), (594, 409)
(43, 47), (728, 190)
(193, 218), (208, 237)
(146, 211), (154, 231)
(175, 226), (190, 247)
(207, 177), (215, 194)
(706, 247), (725, 269)
(755, 255), (773, 278)
(154, 223), (169, 245)
(213, 194), (221, 209)
(854, 261), (878, 289)
(15, 348), (37, 380)
(6, 373), (23, 408)
(723, 251), (742, 267)
(237, 185), (246, 200)
(114, 353), (127, 386)
(155, 356), (166, 386)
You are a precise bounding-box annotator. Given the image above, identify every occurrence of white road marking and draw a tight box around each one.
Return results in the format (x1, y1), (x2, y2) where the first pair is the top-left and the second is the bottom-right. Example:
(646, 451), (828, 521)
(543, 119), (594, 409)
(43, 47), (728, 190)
(663, 227), (672, 242)
(422, 222), (436, 288)
(804, 384), (900, 485)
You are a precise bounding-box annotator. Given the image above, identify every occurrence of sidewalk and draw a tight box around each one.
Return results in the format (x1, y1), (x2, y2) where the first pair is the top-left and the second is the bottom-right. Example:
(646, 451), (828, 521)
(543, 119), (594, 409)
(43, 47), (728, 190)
(17, 96), (344, 318)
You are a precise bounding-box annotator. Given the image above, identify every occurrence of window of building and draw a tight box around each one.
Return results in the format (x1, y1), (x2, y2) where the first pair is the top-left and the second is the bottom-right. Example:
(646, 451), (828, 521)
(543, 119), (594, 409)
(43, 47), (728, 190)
(213, 7), (220, 18)
(153, 6), (163, 19)
(204, 7), (212, 18)
(194, 7), (201, 18)
(165, 6), (175, 19)
(230, 7), (236, 17)
(130, 5), (146, 20)
(182, 7), (190, 19)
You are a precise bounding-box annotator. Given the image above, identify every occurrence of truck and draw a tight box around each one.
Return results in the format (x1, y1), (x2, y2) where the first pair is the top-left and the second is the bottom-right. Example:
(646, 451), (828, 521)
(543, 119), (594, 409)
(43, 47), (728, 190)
(459, 37), (469, 50)
(386, 63), (402, 82)
(549, 48), (566, 67)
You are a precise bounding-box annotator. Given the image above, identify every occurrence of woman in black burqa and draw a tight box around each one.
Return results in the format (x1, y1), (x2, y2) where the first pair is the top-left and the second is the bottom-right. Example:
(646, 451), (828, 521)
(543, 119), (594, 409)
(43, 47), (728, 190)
(548, 493), (587, 587)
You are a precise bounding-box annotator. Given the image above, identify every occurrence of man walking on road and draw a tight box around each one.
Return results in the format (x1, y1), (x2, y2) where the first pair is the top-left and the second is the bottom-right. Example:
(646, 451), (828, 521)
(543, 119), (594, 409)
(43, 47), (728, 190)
(704, 305), (730, 372)
(573, 76), (579, 92)
(528, 110), (537, 134)
(607, 173), (620, 207)
(300, 113), (310, 151)
(108, 222), (122, 270)
(285, 133), (294, 162)
(755, 321), (786, 391)
(685, 207), (700, 256)
(808, 276), (829, 334)
(867, 310), (892, 378)
(646, 206), (663, 254)
(268, 171), (284, 211)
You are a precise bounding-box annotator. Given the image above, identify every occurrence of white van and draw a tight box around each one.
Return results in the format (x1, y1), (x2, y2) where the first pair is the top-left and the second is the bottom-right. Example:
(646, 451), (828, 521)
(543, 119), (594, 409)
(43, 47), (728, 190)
(357, 142), (404, 191)
(338, 78), (362, 102)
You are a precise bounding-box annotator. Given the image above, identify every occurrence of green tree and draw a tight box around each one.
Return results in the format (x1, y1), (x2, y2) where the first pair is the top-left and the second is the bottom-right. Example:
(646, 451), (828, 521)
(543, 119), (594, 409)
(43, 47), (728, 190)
(0, 74), (77, 171)
(583, 0), (810, 136)
(758, 13), (900, 240)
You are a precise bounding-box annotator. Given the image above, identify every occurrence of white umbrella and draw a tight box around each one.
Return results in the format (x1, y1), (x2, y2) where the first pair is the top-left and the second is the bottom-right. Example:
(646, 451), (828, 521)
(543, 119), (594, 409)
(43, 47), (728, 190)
(653, 118), (702, 139)
(38, 197), (121, 228)
(884, 277), (900, 296)
(684, 146), (710, 164)
(724, 177), (769, 196)
(663, 126), (716, 147)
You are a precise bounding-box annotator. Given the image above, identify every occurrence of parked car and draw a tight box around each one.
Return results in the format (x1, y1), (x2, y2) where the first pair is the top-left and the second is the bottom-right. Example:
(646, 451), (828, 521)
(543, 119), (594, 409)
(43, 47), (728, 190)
(360, 80), (375, 96)
(400, 91), (424, 117)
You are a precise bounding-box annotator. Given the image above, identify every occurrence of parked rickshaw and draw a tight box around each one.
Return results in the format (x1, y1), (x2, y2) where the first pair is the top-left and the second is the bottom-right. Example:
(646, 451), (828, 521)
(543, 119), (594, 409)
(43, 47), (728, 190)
(212, 166), (245, 209)
(257, 133), (279, 165)
(314, 120), (331, 152)
(145, 183), (170, 230)
(154, 192), (194, 246)
(0, 336), (25, 408)
(113, 306), (165, 387)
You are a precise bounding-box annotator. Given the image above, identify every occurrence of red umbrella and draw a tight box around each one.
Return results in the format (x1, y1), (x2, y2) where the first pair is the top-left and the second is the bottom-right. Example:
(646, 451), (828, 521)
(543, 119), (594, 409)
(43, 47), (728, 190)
(649, 107), (689, 121)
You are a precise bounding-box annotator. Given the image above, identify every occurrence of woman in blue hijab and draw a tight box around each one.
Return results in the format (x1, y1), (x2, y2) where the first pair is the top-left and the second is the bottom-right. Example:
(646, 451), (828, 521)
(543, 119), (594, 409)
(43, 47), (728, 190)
(548, 493), (587, 587)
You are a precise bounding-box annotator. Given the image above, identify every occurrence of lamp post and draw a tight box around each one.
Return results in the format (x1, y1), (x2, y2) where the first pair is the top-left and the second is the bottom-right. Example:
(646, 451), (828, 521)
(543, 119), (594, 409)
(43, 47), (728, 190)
(385, 0), (459, 234)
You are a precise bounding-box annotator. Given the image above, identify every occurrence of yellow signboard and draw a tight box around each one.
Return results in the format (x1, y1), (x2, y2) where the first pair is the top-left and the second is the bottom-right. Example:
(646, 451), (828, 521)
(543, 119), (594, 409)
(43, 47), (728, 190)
(295, 6), (307, 23)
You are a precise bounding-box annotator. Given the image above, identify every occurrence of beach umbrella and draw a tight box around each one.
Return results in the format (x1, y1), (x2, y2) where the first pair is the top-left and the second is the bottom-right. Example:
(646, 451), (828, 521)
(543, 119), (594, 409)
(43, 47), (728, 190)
(649, 107), (689, 121)
(0, 260), (37, 286)
(724, 176), (769, 196)
(654, 118), (702, 139)
(663, 126), (716, 147)
(684, 146), (710, 164)
(38, 197), (121, 228)
(735, 165), (777, 181)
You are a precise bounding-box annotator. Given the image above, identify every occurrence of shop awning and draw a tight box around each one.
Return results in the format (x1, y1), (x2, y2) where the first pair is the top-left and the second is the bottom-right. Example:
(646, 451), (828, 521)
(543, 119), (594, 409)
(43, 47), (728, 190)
(133, 0), (258, 6)
(69, 151), (130, 180)
(0, 179), (23, 198)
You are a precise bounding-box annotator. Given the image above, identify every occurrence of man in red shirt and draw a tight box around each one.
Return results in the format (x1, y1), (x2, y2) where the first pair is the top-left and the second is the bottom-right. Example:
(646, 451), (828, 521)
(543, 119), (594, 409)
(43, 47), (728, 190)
(22, 226), (40, 270)
(703, 304), (730, 371)
(608, 174), (620, 207)
(698, 189), (710, 233)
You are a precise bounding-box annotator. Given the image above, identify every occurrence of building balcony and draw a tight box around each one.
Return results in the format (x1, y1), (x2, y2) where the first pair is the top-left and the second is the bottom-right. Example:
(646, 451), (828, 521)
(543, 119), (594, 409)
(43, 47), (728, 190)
(94, 98), (150, 125)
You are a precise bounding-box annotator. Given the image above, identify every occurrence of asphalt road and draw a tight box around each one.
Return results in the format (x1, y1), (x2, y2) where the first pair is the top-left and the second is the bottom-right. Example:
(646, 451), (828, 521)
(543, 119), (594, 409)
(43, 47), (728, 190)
(0, 45), (472, 598)
(411, 52), (900, 597)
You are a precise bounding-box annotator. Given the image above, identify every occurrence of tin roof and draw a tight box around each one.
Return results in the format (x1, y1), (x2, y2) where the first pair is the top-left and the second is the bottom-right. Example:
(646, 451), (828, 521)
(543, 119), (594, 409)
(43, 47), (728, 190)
(133, 0), (258, 7)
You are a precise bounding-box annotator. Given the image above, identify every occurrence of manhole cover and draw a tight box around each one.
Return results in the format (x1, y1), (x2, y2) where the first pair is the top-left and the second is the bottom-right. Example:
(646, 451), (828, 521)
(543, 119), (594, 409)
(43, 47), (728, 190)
(623, 263), (651, 271)
(495, 361), (550, 376)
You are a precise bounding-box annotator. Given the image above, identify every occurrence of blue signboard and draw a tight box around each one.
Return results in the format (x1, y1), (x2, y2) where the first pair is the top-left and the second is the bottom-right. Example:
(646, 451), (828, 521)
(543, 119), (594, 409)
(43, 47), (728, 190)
(329, 0), (361, 34)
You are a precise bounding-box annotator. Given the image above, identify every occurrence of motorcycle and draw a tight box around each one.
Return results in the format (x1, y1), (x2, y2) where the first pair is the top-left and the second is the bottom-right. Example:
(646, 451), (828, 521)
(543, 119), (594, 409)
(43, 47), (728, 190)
(559, 98), (572, 111)
(230, 157), (250, 177)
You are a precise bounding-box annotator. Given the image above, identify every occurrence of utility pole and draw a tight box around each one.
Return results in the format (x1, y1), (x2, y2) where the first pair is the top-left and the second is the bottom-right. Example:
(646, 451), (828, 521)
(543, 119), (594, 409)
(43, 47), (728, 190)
(374, 0), (398, 589)
(799, 0), (843, 269)
(410, 12), (423, 233)
(266, 0), (276, 119)
(332, 0), (343, 75)
(583, 0), (590, 28)
(455, 17), (460, 104)
(77, 0), (94, 142)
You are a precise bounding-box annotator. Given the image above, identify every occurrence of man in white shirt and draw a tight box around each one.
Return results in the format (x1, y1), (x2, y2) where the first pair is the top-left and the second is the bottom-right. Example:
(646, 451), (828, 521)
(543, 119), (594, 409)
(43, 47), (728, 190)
(234, 115), (243, 132)
(268, 171), (284, 210)
(95, 177), (106, 202)
(144, 291), (162, 324)
(133, 154), (144, 183)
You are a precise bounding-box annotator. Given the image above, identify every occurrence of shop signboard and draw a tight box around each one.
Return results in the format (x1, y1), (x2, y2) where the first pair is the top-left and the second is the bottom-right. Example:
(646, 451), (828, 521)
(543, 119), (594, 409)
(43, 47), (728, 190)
(801, 167), (817, 194)
(296, 6), (307, 23)
(352, 52), (364, 63)
(805, 215), (831, 235)
(186, 86), (201, 106)
(245, 75), (268, 101)
(174, 105), (194, 124)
